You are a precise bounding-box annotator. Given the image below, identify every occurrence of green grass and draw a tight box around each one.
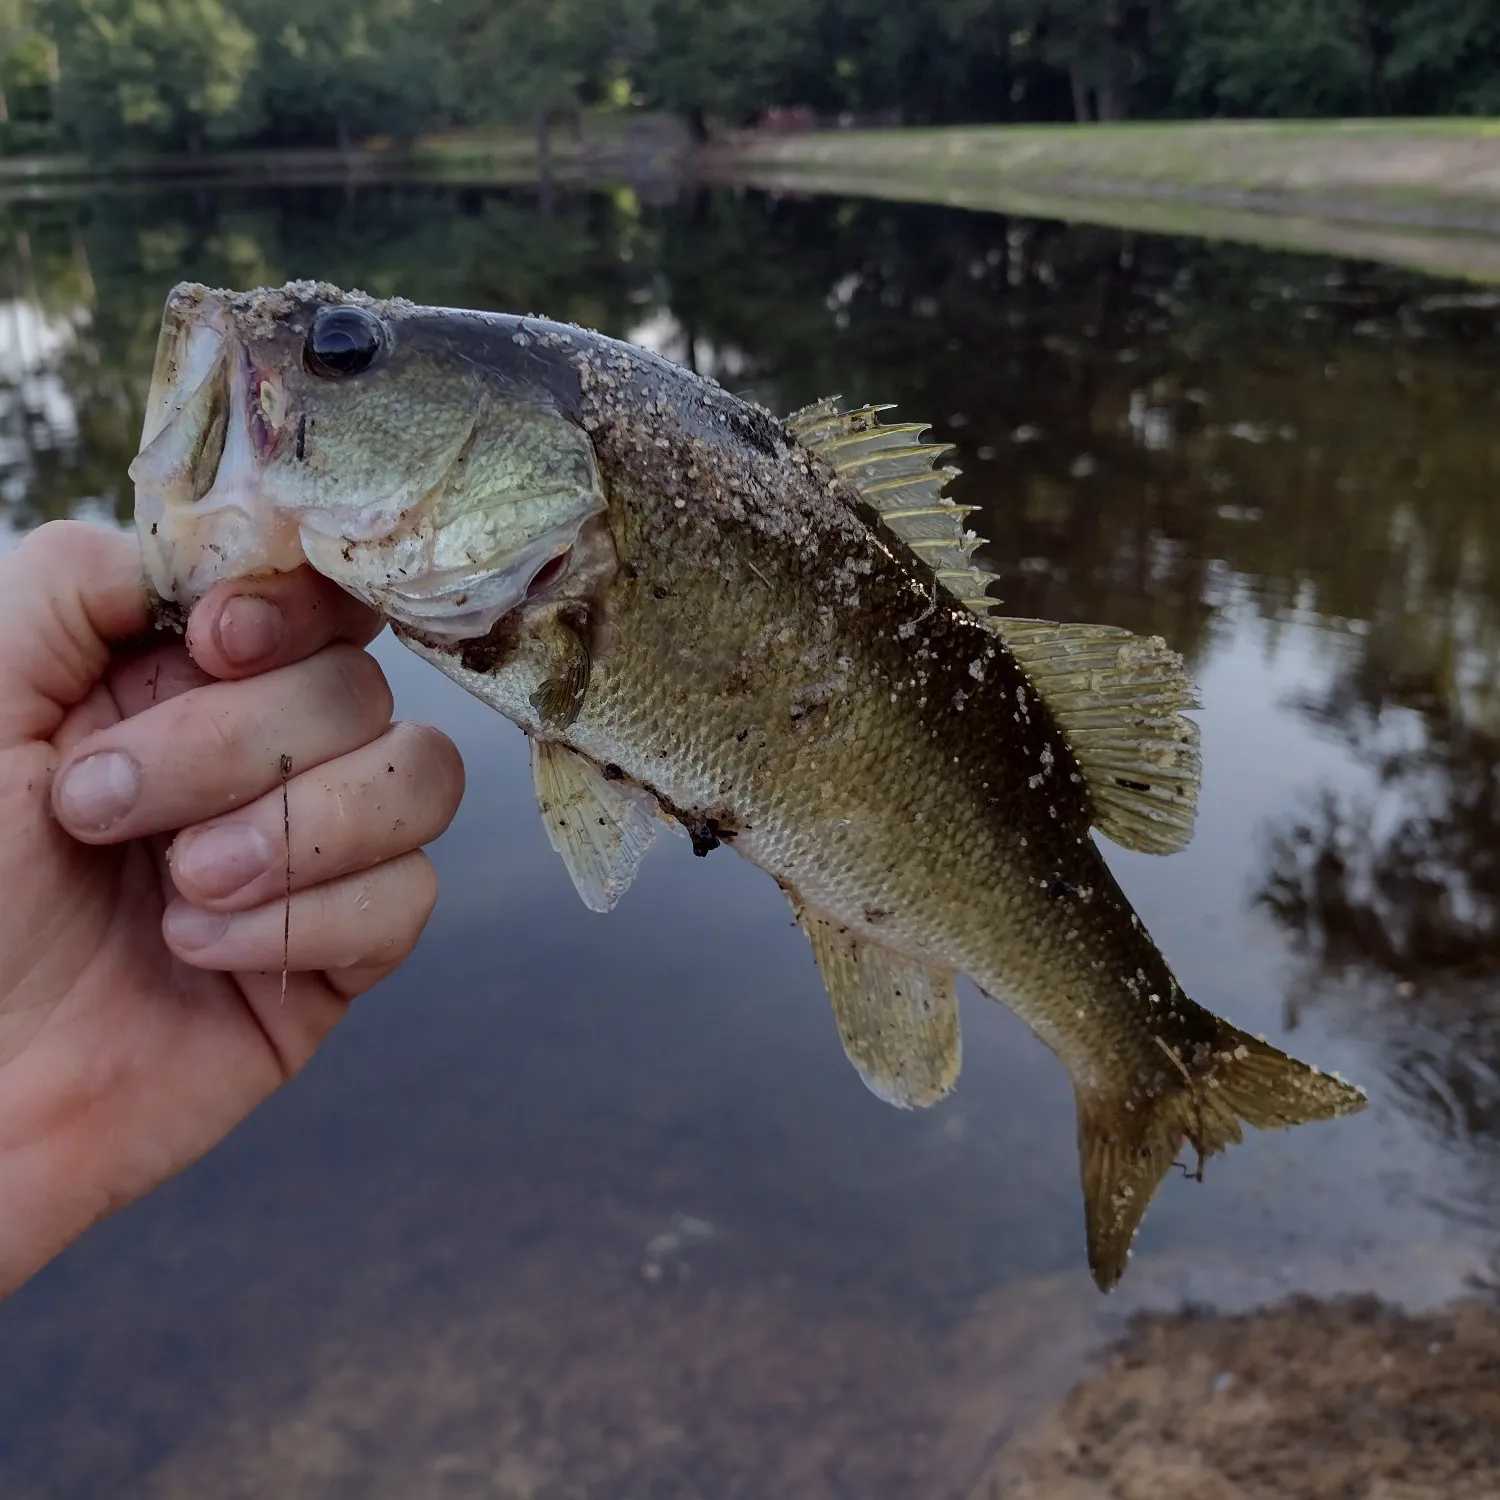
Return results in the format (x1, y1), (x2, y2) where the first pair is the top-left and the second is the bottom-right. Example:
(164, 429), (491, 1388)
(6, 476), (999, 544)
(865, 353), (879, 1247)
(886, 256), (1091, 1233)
(712, 119), (1500, 280)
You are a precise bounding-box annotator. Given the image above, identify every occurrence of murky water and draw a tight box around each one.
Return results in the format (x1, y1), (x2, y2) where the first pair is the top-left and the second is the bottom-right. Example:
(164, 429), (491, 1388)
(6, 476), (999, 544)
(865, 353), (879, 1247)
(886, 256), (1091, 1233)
(1, 184), (1498, 1497)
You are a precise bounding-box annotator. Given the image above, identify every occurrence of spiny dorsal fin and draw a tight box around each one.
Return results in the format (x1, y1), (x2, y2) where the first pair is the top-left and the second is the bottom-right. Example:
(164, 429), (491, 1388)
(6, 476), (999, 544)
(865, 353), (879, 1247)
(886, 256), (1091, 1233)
(993, 618), (1202, 856)
(797, 906), (962, 1109)
(785, 397), (999, 617)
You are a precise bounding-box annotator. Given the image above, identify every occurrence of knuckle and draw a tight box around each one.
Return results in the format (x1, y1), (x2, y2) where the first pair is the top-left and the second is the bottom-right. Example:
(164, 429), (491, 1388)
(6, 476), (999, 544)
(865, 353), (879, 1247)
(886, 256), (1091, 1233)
(323, 644), (393, 727)
(167, 693), (242, 767)
(23, 519), (91, 564)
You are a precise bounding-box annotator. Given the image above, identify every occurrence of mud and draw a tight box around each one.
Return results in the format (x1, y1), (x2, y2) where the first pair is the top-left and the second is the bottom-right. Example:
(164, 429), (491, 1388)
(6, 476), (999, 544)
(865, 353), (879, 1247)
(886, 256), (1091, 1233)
(984, 1291), (1500, 1500)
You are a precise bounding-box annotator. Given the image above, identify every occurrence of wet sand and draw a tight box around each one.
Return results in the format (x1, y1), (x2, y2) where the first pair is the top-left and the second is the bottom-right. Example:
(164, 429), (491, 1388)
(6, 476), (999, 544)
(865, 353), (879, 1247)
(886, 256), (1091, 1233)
(38, 1234), (1489, 1500)
(986, 1290), (1500, 1499)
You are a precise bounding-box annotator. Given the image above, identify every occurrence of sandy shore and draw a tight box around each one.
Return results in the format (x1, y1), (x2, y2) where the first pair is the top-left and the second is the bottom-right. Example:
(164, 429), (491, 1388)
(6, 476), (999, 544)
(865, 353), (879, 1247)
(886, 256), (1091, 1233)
(983, 1292), (1500, 1499)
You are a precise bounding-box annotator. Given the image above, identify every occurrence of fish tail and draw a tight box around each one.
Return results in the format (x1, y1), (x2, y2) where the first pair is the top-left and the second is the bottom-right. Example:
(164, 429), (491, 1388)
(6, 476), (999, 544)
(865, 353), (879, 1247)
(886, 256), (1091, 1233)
(1076, 1015), (1367, 1291)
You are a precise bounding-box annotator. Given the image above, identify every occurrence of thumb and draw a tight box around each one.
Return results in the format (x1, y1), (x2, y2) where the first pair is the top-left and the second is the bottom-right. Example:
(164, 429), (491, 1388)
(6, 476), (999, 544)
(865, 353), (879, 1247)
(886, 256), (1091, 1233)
(0, 522), (151, 748)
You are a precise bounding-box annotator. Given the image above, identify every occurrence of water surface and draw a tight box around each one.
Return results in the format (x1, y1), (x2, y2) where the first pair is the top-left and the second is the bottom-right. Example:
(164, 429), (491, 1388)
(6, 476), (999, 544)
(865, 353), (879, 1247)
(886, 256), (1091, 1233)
(1, 184), (1497, 1497)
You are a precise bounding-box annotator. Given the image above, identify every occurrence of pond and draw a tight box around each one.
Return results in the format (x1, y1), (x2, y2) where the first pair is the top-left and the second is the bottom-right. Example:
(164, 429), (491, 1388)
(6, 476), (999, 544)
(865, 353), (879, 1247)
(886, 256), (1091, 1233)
(1, 181), (1498, 1497)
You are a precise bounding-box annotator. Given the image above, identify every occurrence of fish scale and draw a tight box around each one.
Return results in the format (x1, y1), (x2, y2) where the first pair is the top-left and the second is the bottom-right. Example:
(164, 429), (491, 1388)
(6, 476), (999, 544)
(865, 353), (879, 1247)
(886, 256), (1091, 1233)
(132, 281), (1369, 1290)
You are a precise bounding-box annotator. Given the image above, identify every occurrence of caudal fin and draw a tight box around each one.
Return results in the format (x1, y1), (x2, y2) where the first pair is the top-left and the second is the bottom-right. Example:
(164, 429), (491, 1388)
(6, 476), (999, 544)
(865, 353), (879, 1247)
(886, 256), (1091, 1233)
(1076, 1021), (1367, 1291)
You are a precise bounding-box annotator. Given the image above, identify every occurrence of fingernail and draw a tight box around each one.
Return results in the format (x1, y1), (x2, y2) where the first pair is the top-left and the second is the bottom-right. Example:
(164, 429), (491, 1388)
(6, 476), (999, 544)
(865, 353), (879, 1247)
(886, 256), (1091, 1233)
(173, 822), (273, 899)
(164, 904), (231, 951)
(216, 595), (285, 666)
(56, 751), (141, 832)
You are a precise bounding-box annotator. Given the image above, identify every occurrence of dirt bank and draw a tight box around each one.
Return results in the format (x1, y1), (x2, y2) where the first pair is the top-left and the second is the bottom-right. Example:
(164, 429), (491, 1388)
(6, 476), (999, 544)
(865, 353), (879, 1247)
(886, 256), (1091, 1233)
(982, 1292), (1500, 1499)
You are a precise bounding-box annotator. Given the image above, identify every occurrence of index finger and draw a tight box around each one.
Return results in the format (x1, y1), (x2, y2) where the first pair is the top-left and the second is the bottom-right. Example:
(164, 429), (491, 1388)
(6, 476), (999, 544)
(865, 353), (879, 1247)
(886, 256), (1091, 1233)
(186, 567), (384, 681)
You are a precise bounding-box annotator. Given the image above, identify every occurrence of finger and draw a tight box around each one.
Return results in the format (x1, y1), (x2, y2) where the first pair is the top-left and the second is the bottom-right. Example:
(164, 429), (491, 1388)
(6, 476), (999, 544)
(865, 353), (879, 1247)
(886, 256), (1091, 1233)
(186, 567), (383, 681)
(161, 850), (438, 979)
(53, 642), (213, 766)
(238, 971), (357, 1079)
(0, 522), (150, 746)
(107, 642), (214, 720)
(52, 645), (393, 842)
(167, 722), (464, 909)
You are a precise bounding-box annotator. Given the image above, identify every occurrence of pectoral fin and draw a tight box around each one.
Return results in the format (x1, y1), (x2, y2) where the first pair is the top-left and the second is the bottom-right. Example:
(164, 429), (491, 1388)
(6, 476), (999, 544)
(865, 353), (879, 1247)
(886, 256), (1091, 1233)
(527, 614), (591, 731)
(798, 911), (961, 1108)
(531, 740), (659, 912)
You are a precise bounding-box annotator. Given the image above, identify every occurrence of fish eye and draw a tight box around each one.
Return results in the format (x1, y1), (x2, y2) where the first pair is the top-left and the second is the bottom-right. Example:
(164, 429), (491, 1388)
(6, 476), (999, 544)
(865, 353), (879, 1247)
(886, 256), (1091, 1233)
(304, 305), (384, 379)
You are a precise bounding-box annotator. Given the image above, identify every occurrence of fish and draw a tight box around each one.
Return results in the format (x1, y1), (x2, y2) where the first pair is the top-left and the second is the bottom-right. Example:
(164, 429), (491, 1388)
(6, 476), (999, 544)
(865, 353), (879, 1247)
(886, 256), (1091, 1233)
(130, 280), (1368, 1289)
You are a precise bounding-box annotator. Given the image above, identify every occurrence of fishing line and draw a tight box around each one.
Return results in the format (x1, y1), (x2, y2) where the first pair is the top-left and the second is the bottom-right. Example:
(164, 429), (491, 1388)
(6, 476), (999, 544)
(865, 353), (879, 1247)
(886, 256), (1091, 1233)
(279, 754), (292, 1004)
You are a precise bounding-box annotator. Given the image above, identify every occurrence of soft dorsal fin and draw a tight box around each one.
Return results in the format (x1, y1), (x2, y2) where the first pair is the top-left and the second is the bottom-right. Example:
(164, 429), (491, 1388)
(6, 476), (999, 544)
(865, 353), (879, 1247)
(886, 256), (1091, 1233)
(531, 740), (660, 911)
(993, 619), (1202, 856)
(786, 397), (999, 616)
(796, 907), (962, 1108)
(786, 398), (1201, 857)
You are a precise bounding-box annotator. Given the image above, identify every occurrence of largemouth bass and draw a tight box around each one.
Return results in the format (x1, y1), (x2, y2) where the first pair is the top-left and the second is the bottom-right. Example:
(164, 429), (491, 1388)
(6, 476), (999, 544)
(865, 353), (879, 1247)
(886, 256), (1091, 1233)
(131, 281), (1366, 1288)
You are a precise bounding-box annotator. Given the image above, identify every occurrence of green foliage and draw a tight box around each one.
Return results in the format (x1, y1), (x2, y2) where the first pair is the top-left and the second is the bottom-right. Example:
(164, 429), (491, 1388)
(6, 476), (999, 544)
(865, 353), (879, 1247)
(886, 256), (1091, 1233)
(629, 0), (818, 134)
(1385, 0), (1500, 114)
(1171, 0), (1377, 117)
(240, 0), (453, 147)
(2, 0), (1497, 159)
(42, 0), (256, 153)
(440, 0), (628, 128)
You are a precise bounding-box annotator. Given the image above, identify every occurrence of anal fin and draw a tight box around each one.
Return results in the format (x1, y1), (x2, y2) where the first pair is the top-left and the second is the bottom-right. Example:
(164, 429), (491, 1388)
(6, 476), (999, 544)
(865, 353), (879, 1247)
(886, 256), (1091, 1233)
(798, 911), (961, 1108)
(531, 740), (659, 912)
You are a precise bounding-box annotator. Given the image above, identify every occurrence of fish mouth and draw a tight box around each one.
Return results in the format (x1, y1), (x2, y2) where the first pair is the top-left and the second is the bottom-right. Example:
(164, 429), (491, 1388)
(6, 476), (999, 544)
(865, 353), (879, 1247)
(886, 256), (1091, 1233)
(131, 287), (306, 603)
(131, 283), (603, 639)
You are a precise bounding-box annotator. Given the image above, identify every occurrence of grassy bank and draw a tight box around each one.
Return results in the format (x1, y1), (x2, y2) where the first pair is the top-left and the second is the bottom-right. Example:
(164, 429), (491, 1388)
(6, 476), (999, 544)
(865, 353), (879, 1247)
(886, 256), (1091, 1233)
(710, 120), (1500, 282)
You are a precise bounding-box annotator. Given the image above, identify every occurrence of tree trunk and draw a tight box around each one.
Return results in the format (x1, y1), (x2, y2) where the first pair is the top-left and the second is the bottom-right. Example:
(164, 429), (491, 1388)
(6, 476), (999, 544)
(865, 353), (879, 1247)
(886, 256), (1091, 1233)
(1097, 66), (1127, 121)
(1068, 64), (1092, 123)
(336, 115), (352, 153)
(1351, 0), (1389, 113)
(686, 104), (710, 144)
(0, 82), (9, 128)
(535, 110), (555, 224)
(185, 119), (203, 156)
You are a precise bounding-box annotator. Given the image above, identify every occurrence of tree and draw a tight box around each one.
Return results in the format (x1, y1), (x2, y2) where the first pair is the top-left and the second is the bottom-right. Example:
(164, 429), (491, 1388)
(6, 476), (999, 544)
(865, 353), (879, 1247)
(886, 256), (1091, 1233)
(1170, 0), (1384, 117)
(436, 0), (631, 155)
(631, 0), (819, 138)
(239, 0), (453, 150)
(1385, 0), (1500, 114)
(43, 0), (257, 154)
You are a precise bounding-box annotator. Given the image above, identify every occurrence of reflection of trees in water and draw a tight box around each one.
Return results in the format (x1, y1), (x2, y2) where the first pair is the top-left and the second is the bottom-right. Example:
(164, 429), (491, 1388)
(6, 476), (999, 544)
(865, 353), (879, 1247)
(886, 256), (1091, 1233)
(5, 185), (1500, 641)
(7, 179), (1500, 1163)
(0, 186), (655, 531)
(1258, 653), (1500, 1154)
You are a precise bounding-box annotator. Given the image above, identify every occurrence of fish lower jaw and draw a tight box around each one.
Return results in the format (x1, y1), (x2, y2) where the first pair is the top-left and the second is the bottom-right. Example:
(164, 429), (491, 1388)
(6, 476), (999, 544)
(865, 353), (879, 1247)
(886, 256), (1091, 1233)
(137, 498), (307, 603)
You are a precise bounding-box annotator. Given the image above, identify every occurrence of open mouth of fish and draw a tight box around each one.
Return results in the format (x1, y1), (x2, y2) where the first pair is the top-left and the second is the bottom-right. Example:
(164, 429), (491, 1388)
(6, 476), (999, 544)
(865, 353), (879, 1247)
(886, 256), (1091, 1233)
(128, 287), (596, 642)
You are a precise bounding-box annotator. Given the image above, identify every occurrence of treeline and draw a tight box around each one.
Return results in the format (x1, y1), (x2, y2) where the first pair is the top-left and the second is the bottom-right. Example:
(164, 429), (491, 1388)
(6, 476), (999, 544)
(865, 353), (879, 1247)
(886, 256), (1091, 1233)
(2, 0), (1498, 158)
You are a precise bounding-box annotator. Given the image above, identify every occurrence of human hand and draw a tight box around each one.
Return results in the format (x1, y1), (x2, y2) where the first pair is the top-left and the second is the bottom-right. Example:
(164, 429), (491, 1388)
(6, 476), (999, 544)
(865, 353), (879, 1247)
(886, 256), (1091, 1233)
(0, 521), (464, 1297)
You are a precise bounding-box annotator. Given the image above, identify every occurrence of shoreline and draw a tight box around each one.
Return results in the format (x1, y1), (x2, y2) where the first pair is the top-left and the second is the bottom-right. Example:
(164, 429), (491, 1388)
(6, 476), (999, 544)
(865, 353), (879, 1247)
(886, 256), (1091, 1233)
(707, 119), (1500, 281)
(8, 119), (1500, 280)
